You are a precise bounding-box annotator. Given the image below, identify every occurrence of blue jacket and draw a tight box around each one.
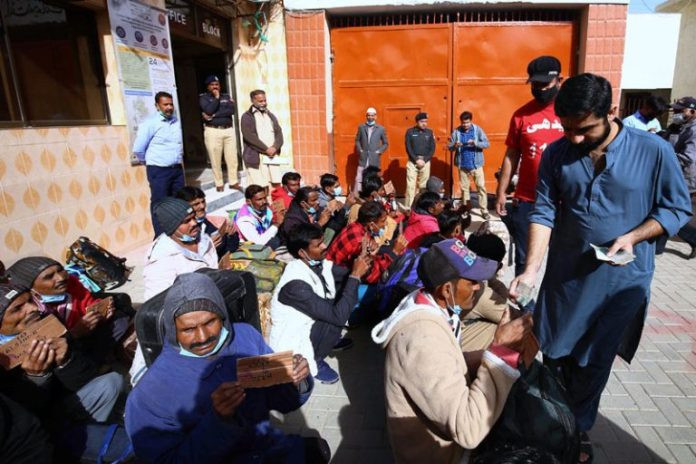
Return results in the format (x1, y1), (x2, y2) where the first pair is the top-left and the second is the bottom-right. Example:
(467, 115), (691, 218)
(447, 124), (490, 169)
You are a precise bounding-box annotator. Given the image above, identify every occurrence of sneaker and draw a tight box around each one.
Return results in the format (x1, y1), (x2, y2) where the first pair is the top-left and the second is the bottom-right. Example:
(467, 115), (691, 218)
(331, 337), (354, 352)
(315, 359), (339, 384)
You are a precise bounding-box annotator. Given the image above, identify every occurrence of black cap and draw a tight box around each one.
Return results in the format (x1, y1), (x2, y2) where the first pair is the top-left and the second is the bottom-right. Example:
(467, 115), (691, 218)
(415, 112), (428, 121)
(672, 97), (696, 111)
(154, 198), (194, 236)
(527, 56), (561, 83)
(205, 75), (220, 86)
(0, 282), (29, 324)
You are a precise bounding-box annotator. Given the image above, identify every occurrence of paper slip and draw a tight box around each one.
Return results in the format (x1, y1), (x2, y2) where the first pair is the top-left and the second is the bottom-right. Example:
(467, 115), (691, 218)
(237, 351), (294, 388)
(0, 315), (66, 370)
(87, 297), (112, 317)
(271, 199), (286, 214)
(261, 155), (290, 165)
(590, 243), (635, 265)
(515, 282), (534, 308)
(384, 181), (395, 196)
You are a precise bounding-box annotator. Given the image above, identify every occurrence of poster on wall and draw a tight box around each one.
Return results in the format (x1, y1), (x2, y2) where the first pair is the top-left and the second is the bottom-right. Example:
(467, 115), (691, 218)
(106, 0), (180, 165)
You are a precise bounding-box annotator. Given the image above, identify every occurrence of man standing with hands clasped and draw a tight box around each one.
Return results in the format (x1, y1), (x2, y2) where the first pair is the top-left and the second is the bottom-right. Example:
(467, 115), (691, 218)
(354, 107), (389, 192)
(200, 75), (241, 192)
(405, 112), (436, 207)
(509, 74), (691, 463)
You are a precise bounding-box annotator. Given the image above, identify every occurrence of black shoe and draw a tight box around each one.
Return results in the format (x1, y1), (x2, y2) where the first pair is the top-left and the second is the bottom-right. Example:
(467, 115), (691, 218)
(304, 436), (331, 464)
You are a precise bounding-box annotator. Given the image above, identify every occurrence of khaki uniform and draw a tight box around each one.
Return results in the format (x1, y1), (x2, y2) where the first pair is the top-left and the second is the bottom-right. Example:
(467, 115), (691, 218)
(405, 160), (431, 207)
(204, 126), (238, 187)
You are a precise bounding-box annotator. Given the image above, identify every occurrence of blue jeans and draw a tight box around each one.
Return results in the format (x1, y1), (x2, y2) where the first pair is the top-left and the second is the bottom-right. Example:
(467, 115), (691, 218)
(146, 164), (185, 237)
(501, 200), (535, 276)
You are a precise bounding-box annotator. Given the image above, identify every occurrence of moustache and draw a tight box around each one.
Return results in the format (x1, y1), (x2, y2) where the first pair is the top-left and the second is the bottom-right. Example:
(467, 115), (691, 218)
(24, 312), (41, 325)
(188, 335), (218, 351)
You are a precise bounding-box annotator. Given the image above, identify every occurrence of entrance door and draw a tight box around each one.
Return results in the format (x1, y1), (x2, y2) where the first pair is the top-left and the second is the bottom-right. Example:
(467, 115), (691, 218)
(331, 19), (576, 196)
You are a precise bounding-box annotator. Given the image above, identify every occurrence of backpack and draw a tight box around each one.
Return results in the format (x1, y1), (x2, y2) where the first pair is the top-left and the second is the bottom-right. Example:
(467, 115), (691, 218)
(65, 237), (132, 291)
(226, 258), (286, 294)
(135, 268), (259, 366)
(377, 248), (427, 315)
(474, 360), (579, 464)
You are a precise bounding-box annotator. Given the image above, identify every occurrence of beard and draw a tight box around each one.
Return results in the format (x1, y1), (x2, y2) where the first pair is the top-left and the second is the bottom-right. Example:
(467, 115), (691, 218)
(579, 118), (611, 152)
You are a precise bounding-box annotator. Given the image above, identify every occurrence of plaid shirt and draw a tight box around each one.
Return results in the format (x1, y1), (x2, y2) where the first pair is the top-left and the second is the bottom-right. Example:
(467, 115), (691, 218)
(326, 222), (393, 284)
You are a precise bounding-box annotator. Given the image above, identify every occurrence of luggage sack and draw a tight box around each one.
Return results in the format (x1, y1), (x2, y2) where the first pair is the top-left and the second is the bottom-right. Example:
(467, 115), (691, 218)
(225, 258), (286, 294)
(135, 268), (259, 366)
(65, 236), (132, 291)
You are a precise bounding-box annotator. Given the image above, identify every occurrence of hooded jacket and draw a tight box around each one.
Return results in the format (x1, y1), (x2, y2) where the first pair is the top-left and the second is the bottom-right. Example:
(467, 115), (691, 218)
(142, 233), (218, 301)
(125, 273), (312, 464)
(403, 211), (439, 249)
(371, 290), (520, 464)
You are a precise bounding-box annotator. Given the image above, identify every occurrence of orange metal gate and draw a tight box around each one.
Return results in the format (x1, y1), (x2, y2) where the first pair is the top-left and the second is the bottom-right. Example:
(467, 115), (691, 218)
(331, 13), (576, 195)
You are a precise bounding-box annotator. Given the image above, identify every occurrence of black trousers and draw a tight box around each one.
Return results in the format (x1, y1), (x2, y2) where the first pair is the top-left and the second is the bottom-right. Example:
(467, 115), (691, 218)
(146, 164), (185, 237)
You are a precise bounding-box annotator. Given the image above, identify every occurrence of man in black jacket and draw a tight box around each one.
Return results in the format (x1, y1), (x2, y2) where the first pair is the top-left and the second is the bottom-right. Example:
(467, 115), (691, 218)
(0, 283), (122, 423)
(405, 112), (436, 207)
(199, 75), (240, 192)
(240, 89), (285, 191)
(279, 187), (332, 244)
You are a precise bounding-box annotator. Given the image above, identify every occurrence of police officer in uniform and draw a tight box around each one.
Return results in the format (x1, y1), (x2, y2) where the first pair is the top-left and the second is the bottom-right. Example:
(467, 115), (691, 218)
(199, 75), (240, 192)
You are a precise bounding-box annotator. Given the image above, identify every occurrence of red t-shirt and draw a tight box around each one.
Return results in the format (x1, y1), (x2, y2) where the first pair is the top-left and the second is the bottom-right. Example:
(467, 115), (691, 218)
(505, 99), (564, 202)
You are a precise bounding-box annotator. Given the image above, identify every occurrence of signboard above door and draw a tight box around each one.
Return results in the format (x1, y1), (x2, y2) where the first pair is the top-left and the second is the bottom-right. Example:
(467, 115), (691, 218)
(165, 0), (228, 50)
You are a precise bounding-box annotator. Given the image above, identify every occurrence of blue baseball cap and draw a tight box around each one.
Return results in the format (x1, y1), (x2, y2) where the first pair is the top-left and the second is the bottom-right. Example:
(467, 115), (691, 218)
(205, 75), (220, 85)
(417, 239), (498, 289)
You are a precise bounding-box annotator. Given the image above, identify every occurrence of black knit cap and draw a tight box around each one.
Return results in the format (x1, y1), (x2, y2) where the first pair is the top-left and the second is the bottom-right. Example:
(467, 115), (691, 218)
(415, 112), (428, 121)
(154, 197), (194, 236)
(7, 256), (61, 289)
(0, 282), (30, 324)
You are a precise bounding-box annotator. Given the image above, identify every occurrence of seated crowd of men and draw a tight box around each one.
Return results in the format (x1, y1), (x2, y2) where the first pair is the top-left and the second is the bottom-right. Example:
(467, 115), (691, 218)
(0, 164), (534, 464)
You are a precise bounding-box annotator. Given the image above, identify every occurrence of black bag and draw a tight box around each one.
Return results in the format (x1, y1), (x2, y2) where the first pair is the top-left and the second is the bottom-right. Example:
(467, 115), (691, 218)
(57, 423), (134, 464)
(66, 237), (133, 291)
(473, 361), (579, 464)
(135, 269), (259, 366)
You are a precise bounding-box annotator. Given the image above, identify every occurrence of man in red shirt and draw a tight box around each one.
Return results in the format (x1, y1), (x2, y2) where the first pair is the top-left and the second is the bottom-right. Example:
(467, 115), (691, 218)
(495, 56), (565, 275)
(327, 201), (408, 284)
(271, 171), (301, 210)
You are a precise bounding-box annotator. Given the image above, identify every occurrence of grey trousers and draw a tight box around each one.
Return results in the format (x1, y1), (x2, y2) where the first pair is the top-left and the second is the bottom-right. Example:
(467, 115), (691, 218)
(63, 371), (124, 423)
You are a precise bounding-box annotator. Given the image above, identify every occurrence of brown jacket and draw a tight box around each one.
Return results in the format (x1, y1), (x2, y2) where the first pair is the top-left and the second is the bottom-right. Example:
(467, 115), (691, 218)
(371, 291), (519, 464)
(240, 106), (284, 168)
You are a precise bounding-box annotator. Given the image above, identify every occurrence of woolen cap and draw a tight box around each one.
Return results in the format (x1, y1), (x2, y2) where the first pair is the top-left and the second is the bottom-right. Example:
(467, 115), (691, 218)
(417, 239), (497, 289)
(426, 176), (444, 194)
(154, 198), (193, 236)
(7, 257), (61, 289)
(0, 282), (29, 324)
(205, 75), (220, 85)
(415, 112), (428, 121)
(527, 56), (561, 83)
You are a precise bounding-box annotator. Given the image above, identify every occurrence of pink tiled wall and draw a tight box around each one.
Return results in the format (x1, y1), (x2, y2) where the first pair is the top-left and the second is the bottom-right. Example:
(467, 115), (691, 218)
(582, 4), (628, 103)
(285, 11), (330, 185)
(0, 126), (153, 264)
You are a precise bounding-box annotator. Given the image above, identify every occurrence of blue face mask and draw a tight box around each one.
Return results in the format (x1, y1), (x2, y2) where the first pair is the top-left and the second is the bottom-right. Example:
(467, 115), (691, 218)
(195, 216), (205, 224)
(371, 226), (385, 238)
(39, 293), (67, 304)
(252, 206), (266, 217)
(447, 289), (462, 316)
(366, 120), (376, 126)
(178, 233), (198, 243)
(307, 207), (317, 214)
(179, 326), (229, 358)
(333, 186), (343, 197)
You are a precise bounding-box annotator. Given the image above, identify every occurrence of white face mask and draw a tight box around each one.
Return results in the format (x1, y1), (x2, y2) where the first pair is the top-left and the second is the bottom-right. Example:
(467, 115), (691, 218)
(672, 113), (687, 125)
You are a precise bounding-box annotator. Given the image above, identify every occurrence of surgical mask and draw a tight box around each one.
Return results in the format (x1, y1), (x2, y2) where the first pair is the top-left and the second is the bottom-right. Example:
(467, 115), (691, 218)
(372, 226), (385, 238)
(366, 120), (376, 126)
(302, 251), (322, 267)
(180, 326), (229, 358)
(307, 206), (317, 214)
(439, 193), (445, 199)
(333, 186), (343, 197)
(531, 85), (558, 105)
(672, 113), (687, 125)
(251, 206), (266, 216)
(39, 293), (67, 304)
(446, 290), (462, 316)
(178, 233), (197, 243)
(195, 216), (205, 224)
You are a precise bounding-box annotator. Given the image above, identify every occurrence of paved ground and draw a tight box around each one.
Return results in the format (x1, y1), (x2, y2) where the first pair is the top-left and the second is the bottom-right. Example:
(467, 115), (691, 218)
(122, 215), (696, 463)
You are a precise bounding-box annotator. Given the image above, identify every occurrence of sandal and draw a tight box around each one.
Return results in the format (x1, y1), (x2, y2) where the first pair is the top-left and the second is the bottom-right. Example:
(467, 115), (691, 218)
(578, 431), (594, 464)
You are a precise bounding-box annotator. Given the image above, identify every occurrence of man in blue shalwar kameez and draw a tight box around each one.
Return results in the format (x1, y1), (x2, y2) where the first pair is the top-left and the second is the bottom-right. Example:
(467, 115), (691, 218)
(510, 74), (691, 463)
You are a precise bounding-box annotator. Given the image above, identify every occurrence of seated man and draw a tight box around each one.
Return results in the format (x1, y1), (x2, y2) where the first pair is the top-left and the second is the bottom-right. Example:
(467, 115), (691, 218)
(143, 197), (218, 301)
(403, 191), (444, 248)
(419, 209), (467, 248)
(279, 186), (332, 243)
(235, 184), (283, 248)
(176, 186), (240, 256)
(7, 257), (128, 364)
(270, 224), (370, 385)
(0, 283), (123, 424)
(318, 173), (355, 236)
(371, 239), (533, 463)
(271, 171), (302, 211)
(327, 201), (407, 284)
(125, 272), (325, 464)
(348, 176), (400, 245)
